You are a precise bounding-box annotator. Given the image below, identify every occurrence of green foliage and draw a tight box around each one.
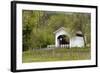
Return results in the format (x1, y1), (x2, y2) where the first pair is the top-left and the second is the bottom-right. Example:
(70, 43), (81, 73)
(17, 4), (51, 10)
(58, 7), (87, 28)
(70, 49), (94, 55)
(22, 10), (91, 51)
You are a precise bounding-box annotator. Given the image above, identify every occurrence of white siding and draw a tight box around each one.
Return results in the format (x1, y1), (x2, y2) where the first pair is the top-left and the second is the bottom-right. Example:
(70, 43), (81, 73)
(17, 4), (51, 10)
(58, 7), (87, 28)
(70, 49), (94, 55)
(54, 27), (84, 48)
(55, 29), (70, 47)
(70, 36), (84, 47)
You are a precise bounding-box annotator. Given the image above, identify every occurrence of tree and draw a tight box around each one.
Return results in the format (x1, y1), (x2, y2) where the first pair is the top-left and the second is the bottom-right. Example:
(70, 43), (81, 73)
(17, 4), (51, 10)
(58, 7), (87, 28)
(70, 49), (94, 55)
(69, 13), (91, 47)
(22, 10), (91, 51)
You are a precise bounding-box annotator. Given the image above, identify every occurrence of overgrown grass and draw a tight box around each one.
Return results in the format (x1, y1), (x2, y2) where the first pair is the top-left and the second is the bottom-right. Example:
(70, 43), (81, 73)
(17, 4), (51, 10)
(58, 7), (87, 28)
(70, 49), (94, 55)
(22, 47), (91, 63)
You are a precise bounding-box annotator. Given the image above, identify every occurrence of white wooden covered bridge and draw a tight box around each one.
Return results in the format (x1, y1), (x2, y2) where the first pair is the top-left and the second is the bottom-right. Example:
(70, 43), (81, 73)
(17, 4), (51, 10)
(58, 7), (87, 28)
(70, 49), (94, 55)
(47, 27), (84, 48)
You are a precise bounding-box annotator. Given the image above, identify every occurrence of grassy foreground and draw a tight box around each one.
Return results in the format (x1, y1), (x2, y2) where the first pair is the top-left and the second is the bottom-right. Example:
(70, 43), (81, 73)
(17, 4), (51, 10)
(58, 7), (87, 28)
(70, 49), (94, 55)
(22, 48), (91, 63)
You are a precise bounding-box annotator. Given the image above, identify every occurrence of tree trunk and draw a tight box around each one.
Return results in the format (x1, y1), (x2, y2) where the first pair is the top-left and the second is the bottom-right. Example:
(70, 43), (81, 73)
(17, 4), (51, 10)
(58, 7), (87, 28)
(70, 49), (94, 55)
(83, 34), (86, 47)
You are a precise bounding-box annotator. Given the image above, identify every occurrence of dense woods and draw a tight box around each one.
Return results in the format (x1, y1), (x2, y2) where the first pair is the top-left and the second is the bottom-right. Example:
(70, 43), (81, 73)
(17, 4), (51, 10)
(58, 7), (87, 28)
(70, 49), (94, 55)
(22, 10), (91, 51)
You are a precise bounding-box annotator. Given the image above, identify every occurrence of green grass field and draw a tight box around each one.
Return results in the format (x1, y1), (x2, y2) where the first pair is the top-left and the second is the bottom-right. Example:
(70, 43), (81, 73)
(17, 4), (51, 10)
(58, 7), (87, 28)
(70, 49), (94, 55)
(22, 48), (91, 63)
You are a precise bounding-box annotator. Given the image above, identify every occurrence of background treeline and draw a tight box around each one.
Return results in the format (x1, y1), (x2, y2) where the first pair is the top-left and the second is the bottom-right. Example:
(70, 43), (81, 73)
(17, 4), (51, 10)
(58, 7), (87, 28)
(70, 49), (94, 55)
(22, 10), (91, 51)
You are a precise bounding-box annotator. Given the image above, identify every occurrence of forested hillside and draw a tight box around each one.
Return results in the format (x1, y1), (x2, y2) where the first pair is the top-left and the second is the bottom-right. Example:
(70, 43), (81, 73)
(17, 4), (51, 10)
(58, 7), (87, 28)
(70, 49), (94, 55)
(22, 10), (91, 51)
